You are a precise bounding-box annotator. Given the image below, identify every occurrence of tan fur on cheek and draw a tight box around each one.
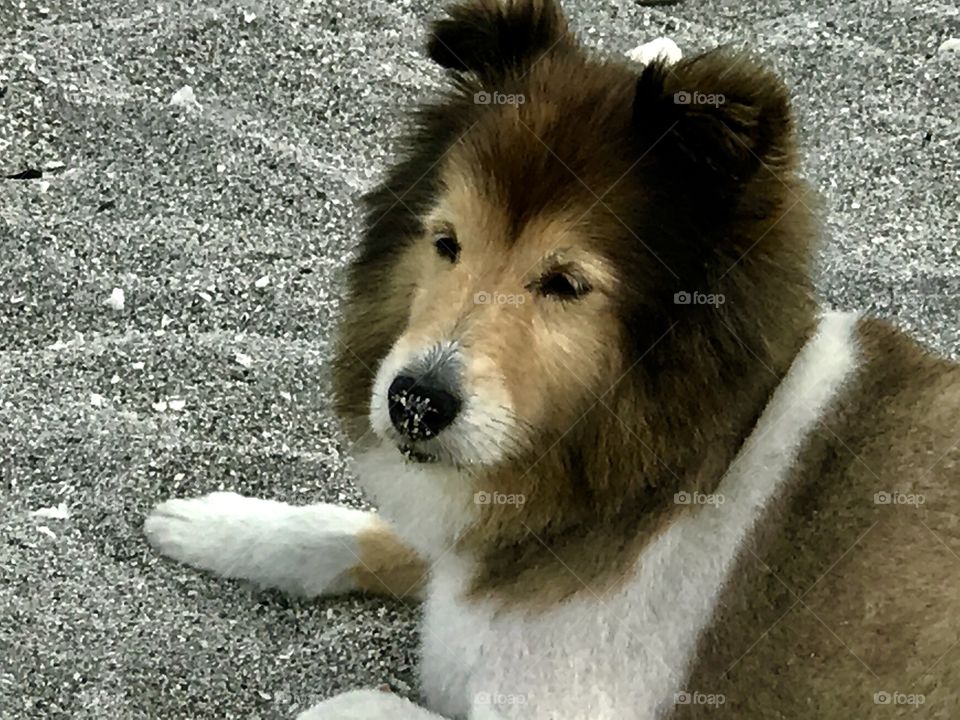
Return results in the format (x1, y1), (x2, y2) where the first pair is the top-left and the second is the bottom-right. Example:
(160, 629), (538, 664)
(385, 236), (473, 351)
(490, 304), (624, 432)
(464, 351), (515, 413)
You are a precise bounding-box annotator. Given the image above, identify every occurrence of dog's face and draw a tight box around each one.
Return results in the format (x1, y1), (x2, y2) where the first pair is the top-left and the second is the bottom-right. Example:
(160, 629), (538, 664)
(367, 154), (626, 467)
(335, 0), (807, 474)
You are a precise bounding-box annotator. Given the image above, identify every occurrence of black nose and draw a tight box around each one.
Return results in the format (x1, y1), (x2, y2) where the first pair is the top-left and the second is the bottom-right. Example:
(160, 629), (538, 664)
(388, 375), (461, 440)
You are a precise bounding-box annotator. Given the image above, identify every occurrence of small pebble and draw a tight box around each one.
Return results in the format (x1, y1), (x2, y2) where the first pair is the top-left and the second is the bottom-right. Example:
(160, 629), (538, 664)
(30, 503), (70, 520)
(169, 84), (200, 109)
(36, 526), (58, 540)
(105, 288), (125, 311)
(939, 38), (960, 53)
(626, 37), (682, 65)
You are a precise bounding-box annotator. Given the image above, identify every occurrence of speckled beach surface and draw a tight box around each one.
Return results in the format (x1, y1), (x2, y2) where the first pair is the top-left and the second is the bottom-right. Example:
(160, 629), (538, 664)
(1, 0), (958, 718)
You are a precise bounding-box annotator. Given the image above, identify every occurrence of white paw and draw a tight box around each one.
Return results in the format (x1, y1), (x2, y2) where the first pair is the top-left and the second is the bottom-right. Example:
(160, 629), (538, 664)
(144, 491), (261, 574)
(297, 690), (442, 720)
(626, 37), (682, 66)
(145, 492), (376, 596)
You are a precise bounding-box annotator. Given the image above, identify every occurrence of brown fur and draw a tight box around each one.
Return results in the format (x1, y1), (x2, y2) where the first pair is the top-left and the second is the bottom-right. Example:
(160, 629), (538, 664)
(672, 318), (960, 717)
(349, 518), (428, 600)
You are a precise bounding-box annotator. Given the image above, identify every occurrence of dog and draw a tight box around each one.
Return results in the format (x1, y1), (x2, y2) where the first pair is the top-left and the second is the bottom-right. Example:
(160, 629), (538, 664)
(144, 0), (960, 717)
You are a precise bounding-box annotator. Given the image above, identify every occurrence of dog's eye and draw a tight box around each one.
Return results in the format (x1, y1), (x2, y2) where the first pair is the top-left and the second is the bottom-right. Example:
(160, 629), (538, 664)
(536, 270), (591, 301)
(434, 234), (460, 263)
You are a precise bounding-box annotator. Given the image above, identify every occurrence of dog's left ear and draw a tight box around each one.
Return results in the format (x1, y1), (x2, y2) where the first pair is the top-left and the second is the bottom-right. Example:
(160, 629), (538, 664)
(426, 0), (571, 83)
(632, 49), (795, 194)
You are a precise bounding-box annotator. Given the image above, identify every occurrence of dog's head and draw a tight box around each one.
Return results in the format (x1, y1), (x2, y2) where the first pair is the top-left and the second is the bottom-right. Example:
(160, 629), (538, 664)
(334, 0), (815, 483)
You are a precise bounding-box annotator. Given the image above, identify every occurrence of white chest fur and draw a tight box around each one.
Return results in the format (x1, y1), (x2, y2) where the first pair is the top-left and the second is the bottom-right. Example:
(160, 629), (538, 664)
(415, 312), (860, 720)
(352, 444), (479, 561)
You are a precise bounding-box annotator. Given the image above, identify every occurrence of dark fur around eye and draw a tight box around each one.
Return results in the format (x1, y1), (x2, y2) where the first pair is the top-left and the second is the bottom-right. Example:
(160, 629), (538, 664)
(434, 235), (460, 263)
(536, 271), (592, 300)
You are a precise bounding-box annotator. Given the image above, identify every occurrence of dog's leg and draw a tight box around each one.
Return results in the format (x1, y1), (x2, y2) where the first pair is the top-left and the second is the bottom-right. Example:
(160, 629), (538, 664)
(297, 690), (450, 720)
(144, 492), (426, 599)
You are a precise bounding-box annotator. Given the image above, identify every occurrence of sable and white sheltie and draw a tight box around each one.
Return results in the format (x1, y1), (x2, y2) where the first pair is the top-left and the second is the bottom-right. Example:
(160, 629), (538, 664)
(146, 1), (960, 717)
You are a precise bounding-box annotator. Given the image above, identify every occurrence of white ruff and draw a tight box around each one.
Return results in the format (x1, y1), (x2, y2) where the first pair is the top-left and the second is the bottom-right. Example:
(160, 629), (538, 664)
(416, 312), (861, 720)
(353, 443), (478, 561)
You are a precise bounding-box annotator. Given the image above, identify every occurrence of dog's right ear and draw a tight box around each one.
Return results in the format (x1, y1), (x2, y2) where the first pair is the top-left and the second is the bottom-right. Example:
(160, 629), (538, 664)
(632, 49), (795, 199)
(426, 0), (570, 82)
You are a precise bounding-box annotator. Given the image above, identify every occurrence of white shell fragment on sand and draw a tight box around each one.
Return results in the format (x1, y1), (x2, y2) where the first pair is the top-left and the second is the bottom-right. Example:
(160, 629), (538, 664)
(939, 38), (960, 53)
(31, 503), (71, 520)
(169, 84), (200, 110)
(627, 37), (682, 66)
(105, 287), (125, 311)
(254, 274), (270, 289)
(234, 352), (253, 368)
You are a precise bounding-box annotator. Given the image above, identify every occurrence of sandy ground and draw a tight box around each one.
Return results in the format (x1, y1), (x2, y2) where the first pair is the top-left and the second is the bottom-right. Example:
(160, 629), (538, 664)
(1, 0), (958, 718)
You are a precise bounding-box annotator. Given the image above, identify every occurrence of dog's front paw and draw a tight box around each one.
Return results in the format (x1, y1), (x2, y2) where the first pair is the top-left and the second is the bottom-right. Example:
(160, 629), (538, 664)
(297, 690), (442, 720)
(144, 491), (258, 574)
(144, 492), (379, 596)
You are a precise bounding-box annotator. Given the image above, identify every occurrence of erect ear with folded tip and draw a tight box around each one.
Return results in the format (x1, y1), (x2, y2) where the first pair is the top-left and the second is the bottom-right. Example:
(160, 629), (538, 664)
(426, 0), (572, 84)
(632, 49), (796, 198)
